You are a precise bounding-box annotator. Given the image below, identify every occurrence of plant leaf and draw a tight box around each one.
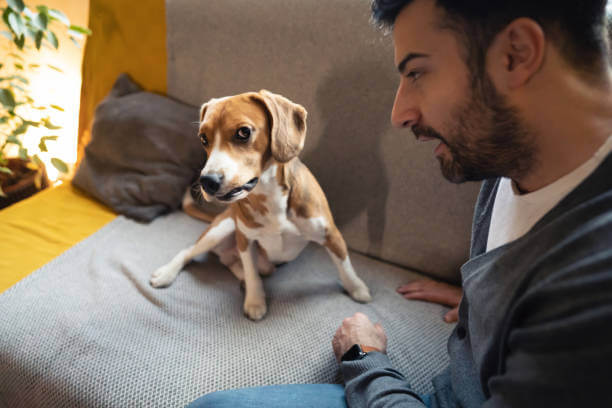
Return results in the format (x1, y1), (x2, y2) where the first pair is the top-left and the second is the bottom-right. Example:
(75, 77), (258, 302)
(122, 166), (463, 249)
(32, 154), (43, 167)
(14, 33), (25, 49)
(25, 26), (37, 40)
(8, 52), (23, 61)
(23, 6), (35, 19)
(0, 88), (16, 109)
(67, 29), (83, 40)
(32, 12), (48, 31)
(12, 122), (28, 136)
(46, 30), (58, 49)
(49, 104), (63, 111)
(14, 63), (23, 70)
(2, 8), (12, 30)
(13, 75), (28, 84)
(48, 9), (69, 26)
(0, 185), (6, 198)
(39, 135), (58, 152)
(35, 5), (49, 14)
(10, 83), (25, 92)
(47, 64), (63, 73)
(35, 30), (43, 50)
(68, 24), (91, 35)
(51, 157), (68, 173)
(42, 117), (61, 129)
(7, 0), (25, 13)
(18, 146), (27, 159)
(7, 135), (22, 145)
(0, 166), (13, 175)
(0, 30), (12, 41)
(34, 170), (42, 188)
(23, 120), (40, 127)
(7, 11), (24, 37)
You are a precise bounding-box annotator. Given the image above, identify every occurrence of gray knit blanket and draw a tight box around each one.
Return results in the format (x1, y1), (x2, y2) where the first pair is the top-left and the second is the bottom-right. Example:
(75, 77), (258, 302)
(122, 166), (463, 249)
(0, 212), (453, 407)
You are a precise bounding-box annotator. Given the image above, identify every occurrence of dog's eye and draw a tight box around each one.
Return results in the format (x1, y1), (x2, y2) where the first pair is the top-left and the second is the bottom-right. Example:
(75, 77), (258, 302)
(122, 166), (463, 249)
(235, 127), (251, 142)
(199, 133), (208, 146)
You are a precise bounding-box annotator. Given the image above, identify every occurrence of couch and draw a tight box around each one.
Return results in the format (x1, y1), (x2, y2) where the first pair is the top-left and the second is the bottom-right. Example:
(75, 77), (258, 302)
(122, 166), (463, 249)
(0, 1), (481, 406)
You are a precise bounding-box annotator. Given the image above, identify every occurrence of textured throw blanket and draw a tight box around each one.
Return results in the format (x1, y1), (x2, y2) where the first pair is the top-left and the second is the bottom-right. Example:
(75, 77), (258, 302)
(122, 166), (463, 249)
(0, 212), (452, 407)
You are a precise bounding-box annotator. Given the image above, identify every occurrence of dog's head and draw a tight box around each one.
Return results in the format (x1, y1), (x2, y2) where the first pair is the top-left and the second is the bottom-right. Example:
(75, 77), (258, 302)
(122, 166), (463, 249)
(197, 90), (307, 203)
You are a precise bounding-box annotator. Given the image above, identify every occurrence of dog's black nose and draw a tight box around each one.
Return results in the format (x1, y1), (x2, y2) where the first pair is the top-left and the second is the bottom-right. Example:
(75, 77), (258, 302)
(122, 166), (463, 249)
(200, 173), (223, 195)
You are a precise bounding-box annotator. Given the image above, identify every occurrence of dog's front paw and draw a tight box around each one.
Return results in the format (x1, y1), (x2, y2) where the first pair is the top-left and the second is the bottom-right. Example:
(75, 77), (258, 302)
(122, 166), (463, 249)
(149, 264), (180, 288)
(243, 299), (267, 321)
(349, 285), (372, 303)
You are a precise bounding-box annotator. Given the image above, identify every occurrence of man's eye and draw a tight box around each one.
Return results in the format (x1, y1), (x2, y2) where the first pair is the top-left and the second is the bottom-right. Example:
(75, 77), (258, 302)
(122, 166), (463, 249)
(406, 70), (423, 82)
(235, 126), (251, 142)
(199, 133), (208, 146)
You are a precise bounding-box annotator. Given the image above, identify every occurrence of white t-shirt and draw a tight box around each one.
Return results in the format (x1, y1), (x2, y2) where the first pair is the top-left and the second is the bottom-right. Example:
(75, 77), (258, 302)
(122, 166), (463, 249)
(487, 135), (612, 252)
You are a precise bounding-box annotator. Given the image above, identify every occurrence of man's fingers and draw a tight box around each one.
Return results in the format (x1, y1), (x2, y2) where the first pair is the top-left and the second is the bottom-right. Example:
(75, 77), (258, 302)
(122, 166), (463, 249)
(444, 307), (459, 323)
(396, 280), (431, 293)
(402, 290), (460, 307)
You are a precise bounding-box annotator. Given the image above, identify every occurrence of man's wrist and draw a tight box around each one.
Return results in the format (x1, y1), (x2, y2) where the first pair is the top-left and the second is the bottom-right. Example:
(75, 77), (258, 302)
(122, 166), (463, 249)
(341, 344), (382, 362)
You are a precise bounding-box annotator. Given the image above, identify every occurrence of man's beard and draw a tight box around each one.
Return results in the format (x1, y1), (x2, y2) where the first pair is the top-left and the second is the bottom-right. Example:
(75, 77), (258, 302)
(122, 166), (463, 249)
(413, 74), (537, 184)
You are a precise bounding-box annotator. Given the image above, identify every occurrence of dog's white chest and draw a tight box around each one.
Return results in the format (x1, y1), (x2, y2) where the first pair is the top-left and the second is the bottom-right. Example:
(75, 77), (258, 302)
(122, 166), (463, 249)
(238, 211), (309, 263)
(257, 229), (308, 264)
(237, 165), (310, 263)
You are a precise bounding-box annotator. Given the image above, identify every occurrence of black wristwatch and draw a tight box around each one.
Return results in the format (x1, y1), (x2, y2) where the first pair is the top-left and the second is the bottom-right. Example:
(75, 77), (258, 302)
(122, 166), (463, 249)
(341, 344), (381, 362)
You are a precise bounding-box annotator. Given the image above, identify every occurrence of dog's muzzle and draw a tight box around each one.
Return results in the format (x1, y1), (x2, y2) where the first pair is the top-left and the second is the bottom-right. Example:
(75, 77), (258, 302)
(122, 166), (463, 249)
(201, 176), (259, 201)
(200, 173), (223, 195)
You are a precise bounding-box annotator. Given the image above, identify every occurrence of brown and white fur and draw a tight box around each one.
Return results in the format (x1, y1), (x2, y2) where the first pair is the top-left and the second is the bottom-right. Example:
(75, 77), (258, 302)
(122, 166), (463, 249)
(149, 90), (371, 320)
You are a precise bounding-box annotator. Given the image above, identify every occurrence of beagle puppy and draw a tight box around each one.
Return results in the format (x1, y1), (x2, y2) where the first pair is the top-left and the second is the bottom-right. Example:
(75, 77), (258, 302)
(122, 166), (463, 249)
(150, 90), (371, 320)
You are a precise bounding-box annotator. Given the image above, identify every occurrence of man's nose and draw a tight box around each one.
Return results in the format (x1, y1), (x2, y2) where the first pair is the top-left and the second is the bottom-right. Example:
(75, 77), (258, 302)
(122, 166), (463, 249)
(200, 173), (223, 195)
(391, 82), (419, 129)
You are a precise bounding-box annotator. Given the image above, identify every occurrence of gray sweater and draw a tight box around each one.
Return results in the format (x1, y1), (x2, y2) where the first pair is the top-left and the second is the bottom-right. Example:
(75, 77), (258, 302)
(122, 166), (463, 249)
(341, 153), (612, 408)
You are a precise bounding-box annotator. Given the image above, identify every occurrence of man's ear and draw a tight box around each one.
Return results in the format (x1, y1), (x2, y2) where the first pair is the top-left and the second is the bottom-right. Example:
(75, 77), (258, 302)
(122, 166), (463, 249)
(487, 18), (546, 90)
(250, 90), (307, 163)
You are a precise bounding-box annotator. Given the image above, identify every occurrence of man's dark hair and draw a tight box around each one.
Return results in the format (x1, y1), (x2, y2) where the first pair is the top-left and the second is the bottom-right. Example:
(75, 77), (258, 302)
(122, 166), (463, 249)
(372, 0), (610, 82)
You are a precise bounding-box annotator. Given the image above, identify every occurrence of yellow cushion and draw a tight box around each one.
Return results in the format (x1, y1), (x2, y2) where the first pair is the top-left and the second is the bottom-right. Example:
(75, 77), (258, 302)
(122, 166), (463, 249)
(0, 183), (116, 294)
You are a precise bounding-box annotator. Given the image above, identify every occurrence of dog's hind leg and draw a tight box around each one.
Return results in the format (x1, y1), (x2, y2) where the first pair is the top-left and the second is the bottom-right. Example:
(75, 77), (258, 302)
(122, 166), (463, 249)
(219, 243), (271, 289)
(150, 208), (235, 288)
(324, 226), (372, 303)
(227, 260), (245, 282)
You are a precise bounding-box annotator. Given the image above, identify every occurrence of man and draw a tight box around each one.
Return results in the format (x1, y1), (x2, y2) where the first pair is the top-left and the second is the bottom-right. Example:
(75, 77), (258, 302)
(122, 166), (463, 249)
(333, 0), (612, 406)
(189, 0), (612, 406)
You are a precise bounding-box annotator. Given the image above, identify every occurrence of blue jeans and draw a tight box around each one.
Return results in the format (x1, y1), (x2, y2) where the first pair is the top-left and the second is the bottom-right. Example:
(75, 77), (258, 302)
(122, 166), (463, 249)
(186, 384), (432, 408)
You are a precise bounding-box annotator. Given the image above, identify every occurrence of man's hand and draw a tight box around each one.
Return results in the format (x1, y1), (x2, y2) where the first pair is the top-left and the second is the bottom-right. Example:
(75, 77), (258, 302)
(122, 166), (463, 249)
(397, 279), (462, 323)
(332, 312), (387, 361)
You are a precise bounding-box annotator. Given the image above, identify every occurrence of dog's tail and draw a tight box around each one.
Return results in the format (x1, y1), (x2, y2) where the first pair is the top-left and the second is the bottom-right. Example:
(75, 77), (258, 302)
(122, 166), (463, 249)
(181, 186), (222, 223)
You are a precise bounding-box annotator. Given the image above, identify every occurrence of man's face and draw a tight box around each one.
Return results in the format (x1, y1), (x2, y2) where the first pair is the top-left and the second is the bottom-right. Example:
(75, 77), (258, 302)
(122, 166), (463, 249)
(391, 0), (535, 183)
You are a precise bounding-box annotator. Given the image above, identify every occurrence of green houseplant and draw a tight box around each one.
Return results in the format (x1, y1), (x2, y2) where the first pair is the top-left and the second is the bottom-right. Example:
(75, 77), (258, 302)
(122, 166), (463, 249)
(0, 0), (90, 206)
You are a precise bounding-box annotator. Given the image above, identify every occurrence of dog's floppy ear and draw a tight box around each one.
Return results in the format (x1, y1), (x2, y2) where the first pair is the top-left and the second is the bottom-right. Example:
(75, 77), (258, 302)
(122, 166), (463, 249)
(199, 101), (209, 122)
(252, 90), (307, 163)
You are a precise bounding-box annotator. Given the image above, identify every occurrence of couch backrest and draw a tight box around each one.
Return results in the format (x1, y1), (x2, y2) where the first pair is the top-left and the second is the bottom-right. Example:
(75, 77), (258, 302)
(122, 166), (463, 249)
(165, 0), (481, 282)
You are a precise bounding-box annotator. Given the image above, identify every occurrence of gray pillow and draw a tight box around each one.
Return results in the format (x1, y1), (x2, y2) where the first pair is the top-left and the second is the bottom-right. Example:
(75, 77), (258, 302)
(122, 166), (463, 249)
(73, 74), (207, 222)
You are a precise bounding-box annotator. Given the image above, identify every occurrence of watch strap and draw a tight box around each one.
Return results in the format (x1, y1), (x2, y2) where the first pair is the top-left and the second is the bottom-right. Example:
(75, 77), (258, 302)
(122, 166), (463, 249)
(341, 344), (382, 362)
(360, 345), (381, 353)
